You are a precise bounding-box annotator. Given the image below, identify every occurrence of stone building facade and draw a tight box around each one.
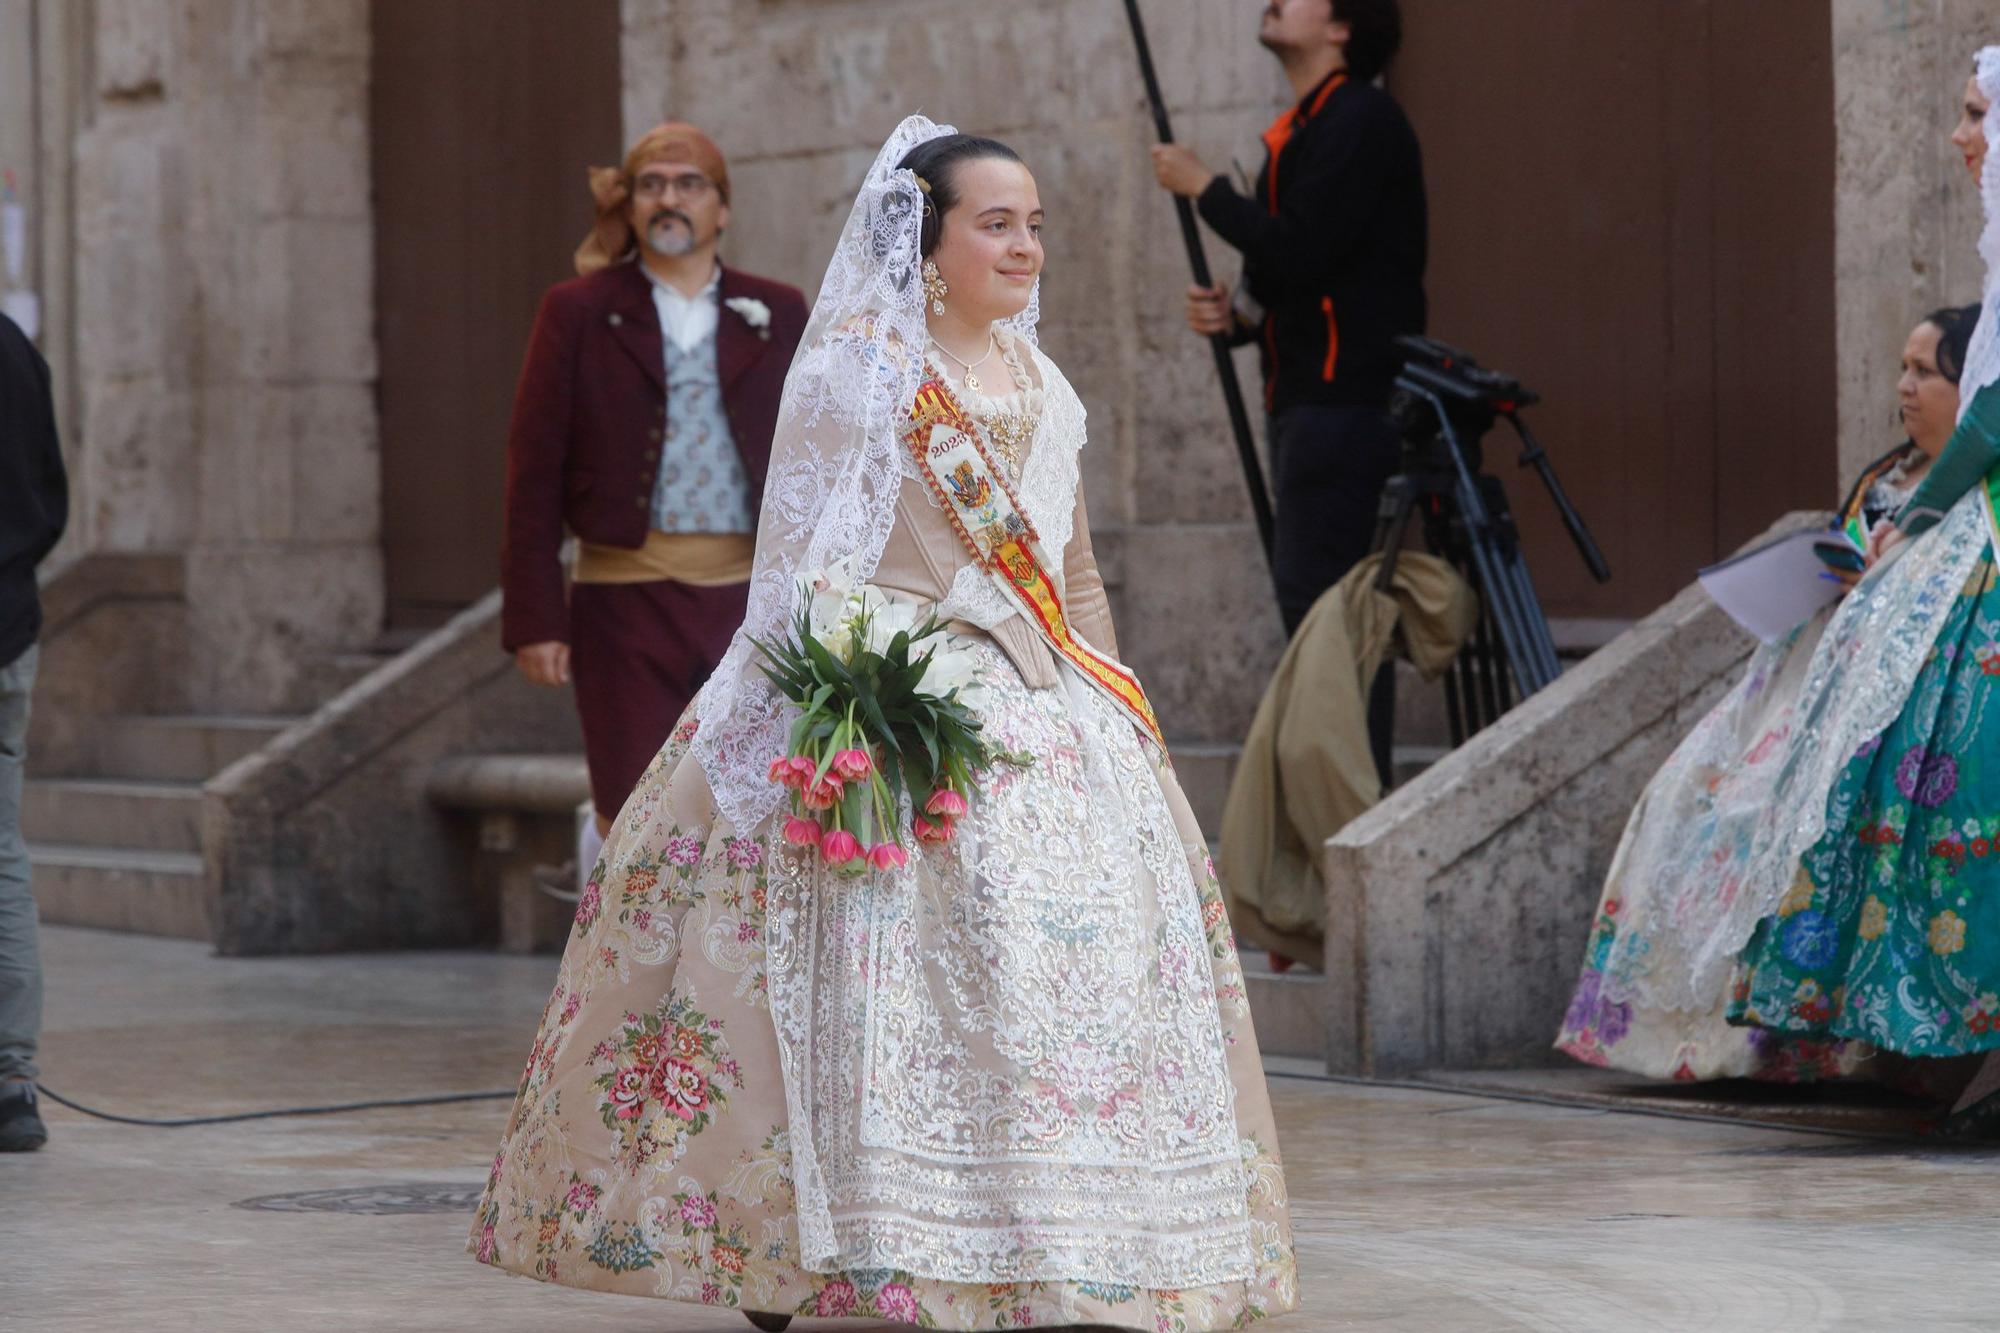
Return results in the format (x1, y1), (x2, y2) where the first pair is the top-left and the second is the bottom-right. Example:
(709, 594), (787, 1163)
(7, 0), (379, 715)
(0, 0), (1993, 952)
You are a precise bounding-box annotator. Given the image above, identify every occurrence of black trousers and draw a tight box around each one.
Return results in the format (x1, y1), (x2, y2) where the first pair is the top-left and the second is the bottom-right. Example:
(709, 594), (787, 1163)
(1268, 404), (1400, 630)
(1268, 403), (1402, 780)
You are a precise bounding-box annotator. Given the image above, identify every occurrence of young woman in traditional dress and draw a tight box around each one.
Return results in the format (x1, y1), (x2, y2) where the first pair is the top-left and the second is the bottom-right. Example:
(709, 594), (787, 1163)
(1570, 49), (2000, 1108)
(1556, 305), (1978, 1082)
(469, 116), (1298, 1332)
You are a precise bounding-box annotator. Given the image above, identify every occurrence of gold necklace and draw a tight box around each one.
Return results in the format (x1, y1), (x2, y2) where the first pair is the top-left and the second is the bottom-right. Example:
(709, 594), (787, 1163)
(930, 333), (998, 393)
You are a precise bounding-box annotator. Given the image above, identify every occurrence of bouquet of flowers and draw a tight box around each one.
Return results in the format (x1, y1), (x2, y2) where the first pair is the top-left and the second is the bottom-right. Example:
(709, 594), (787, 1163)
(751, 560), (1014, 873)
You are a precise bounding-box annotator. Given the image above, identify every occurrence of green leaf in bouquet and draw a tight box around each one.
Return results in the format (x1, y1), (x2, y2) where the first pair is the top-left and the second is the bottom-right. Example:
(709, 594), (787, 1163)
(839, 781), (871, 839)
(750, 646), (805, 691)
(898, 755), (930, 807)
(857, 690), (901, 758)
(801, 631), (858, 692)
(879, 754), (907, 803)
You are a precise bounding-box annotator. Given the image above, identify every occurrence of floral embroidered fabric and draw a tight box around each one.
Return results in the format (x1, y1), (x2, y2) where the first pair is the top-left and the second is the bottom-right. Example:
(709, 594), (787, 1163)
(1727, 554), (2000, 1054)
(471, 690), (1298, 1326)
(651, 329), (756, 534)
(1593, 488), (1992, 1016)
(1555, 458), (1923, 1080)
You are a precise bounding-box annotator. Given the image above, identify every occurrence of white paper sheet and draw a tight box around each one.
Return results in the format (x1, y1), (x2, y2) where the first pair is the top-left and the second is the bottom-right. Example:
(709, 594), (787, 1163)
(1698, 529), (1855, 644)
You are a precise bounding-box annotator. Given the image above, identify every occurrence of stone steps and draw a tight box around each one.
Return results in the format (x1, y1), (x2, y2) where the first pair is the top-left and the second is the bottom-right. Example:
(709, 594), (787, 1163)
(28, 713), (301, 940)
(21, 778), (204, 855)
(1238, 949), (1325, 1061)
(1186, 658), (1462, 1067)
(92, 714), (298, 783)
(24, 843), (211, 940)
(1212, 657), (1591, 1065)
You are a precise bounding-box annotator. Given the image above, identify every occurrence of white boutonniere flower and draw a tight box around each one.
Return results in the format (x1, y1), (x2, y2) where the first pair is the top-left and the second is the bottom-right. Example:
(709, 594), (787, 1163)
(724, 296), (772, 340)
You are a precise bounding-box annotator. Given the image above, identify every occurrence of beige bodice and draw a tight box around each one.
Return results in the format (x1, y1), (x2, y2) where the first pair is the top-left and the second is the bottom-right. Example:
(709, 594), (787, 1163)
(868, 334), (1119, 689)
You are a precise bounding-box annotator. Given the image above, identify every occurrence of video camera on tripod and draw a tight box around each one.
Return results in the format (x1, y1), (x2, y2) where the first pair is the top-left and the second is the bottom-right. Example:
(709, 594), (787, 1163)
(1375, 336), (1611, 745)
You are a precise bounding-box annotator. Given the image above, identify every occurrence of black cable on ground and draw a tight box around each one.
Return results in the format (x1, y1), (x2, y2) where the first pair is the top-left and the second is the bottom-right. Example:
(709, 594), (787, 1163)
(34, 1083), (515, 1128)
(35, 1070), (1947, 1144)
(1262, 1066), (1914, 1144)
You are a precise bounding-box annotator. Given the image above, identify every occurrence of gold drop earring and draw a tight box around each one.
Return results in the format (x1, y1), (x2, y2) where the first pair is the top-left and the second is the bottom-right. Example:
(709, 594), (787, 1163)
(921, 259), (948, 316)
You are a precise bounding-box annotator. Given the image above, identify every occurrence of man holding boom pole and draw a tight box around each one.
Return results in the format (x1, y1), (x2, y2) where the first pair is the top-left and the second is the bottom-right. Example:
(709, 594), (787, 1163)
(1151, 0), (1426, 637)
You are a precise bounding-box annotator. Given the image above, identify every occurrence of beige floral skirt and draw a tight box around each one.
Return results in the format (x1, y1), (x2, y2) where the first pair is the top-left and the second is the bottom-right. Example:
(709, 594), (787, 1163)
(469, 650), (1298, 1330)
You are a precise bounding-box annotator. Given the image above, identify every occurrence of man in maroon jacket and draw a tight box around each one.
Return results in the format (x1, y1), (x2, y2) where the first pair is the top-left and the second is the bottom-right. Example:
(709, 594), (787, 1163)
(502, 123), (808, 855)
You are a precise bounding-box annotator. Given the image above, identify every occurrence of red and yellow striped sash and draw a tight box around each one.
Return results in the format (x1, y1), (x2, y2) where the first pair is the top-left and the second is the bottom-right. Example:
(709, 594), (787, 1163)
(902, 374), (1164, 750)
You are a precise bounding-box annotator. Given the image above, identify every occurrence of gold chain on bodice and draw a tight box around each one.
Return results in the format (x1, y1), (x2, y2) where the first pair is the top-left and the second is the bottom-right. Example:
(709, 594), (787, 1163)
(964, 336), (1041, 478)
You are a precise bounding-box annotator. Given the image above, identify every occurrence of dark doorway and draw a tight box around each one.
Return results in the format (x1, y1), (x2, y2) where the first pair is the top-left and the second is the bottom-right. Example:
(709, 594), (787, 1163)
(372, 0), (622, 629)
(1391, 1), (1837, 620)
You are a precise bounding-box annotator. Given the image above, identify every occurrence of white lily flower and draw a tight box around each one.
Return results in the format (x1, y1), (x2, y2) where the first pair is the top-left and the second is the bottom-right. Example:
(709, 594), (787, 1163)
(862, 599), (922, 655)
(922, 643), (986, 701)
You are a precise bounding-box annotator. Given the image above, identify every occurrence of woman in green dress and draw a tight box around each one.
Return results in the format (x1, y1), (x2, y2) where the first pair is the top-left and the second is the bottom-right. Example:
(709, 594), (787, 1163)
(1554, 305), (1975, 1082)
(1722, 49), (2000, 1066)
(1585, 48), (2000, 1099)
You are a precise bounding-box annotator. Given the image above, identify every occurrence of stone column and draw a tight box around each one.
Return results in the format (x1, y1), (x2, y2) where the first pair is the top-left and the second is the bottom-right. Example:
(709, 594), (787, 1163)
(69, 0), (381, 713)
(619, 0), (1294, 742)
(179, 0), (380, 713)
(1832, 0), (1992, 485)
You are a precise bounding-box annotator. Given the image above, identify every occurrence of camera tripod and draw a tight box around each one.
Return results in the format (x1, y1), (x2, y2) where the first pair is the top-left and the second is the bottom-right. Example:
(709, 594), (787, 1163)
(1371, 337), (1610, 747)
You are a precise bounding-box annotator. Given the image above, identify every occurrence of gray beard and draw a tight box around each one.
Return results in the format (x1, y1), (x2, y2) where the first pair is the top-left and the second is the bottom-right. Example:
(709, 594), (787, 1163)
(644, 222), (696, 258)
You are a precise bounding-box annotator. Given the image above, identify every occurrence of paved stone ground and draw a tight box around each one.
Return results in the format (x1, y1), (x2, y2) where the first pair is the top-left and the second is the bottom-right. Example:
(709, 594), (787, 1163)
(10, 926), (2000, 1331)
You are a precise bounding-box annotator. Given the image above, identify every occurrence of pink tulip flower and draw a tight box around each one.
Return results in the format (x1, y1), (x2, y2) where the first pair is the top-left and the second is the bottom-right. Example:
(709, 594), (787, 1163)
(867, 842), (909, 871)
(925, 787), (968, 819)
(781, 816), (823, 848)
(767, 757), (791, 785)
(820, 829), (863, 865)
(831, 748), (873, 781)
(912, 815), (956, 844)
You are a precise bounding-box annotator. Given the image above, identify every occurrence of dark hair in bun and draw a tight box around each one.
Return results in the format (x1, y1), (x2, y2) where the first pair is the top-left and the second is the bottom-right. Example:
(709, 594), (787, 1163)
(894, 134), (1025, 257)
(1925, 303), (1982, 386)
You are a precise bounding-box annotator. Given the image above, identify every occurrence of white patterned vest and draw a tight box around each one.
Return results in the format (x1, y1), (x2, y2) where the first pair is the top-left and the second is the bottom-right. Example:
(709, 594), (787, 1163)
(652, 329), (755, 534)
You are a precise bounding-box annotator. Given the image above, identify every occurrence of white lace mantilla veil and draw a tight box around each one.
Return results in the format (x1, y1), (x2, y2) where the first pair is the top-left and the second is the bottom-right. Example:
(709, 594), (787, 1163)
(1597, 46), (2000, 1016)
(691, 114), (1040, 832)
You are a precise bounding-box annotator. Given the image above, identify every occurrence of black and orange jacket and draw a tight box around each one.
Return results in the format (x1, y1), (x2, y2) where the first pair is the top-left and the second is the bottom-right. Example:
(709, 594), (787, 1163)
(1197, 70), (1428, 415)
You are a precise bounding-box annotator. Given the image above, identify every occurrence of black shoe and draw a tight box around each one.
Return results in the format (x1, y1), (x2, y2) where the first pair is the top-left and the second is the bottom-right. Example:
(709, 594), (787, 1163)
(743, 1314), (791, 1332)
(0, 1082), (47, 1151)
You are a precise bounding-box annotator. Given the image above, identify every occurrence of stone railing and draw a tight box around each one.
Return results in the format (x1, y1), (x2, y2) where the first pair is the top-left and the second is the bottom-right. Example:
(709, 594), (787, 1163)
(1320, 514), (1821, 1075)
(29, 552), (189, 772)
(427, 753), (590, 955)
(204, 591), (580, 955)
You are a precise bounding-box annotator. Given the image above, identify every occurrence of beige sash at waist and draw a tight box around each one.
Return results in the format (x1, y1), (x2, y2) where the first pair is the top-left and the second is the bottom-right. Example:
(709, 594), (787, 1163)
(572, 531), (754, 587)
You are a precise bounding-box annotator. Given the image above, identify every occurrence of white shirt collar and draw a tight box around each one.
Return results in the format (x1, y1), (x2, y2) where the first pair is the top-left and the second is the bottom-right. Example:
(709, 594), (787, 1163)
(646, 264), (722, 354)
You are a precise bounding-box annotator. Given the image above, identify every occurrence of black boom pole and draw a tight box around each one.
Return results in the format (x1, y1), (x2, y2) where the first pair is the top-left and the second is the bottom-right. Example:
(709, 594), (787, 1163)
(1123, 0), (1278, 575)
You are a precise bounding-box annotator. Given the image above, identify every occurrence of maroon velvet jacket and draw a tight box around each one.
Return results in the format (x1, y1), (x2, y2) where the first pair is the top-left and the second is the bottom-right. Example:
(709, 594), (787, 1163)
(500, 259), (809, 650)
